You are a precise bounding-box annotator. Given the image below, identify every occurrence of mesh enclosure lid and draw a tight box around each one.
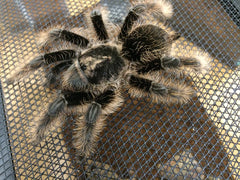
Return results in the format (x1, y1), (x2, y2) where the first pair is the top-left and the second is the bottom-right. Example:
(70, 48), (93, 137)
(0, 0), (240, 179)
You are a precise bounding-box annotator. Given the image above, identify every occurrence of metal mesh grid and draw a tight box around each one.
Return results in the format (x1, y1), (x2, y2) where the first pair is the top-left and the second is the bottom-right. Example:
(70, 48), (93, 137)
(0, 82), (15, 180)
(0, 0), (239, 179)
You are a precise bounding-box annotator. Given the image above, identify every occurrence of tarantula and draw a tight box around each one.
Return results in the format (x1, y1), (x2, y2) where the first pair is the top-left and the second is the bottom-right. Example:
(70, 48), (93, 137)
(8, 0), (209, 157)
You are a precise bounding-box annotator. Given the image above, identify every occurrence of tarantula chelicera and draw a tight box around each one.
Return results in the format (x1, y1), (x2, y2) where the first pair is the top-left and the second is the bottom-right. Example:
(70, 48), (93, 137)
(9, 0), (209, 157)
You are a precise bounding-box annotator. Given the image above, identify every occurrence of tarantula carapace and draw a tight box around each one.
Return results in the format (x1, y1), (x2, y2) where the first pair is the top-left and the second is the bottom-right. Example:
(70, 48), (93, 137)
(9, 0), (209, 157)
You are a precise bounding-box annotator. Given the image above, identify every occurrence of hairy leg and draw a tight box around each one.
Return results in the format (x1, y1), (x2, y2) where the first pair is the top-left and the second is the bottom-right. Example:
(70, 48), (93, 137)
(39, 29), (89, 50)
(91, 10), (109, 41)
(31, 95), (67, 144)
(73, 89), (123, 157)
(119, 0), (174, 41)
(127, 74), (193, 104)
(118, 4), (145, 41)
(31, 90), (95, 145)
(137, 55), (209, 74)
(8, 49), (77, 83)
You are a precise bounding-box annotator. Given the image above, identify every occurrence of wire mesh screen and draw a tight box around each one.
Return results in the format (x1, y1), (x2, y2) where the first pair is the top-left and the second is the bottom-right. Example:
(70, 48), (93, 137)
(0, 0), (239, 179)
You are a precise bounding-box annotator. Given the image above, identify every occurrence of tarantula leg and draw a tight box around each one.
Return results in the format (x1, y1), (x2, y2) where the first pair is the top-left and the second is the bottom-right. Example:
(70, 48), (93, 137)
(7, 50), (77, 83)
(31, 90), (95, 144)
(43, 49), (77, 64)
(91, 10), (109, 41)
(40, 29), (89, 49)
(30, 49), (76, 67)
(42, 50), (77, 86)
(144, 0), (173, 22)
(118, 4), (146, 41)
(163, 54), (209, 73)
(128, 75), (193, 104)
(64, 90), (94, 106)
(119, 0), (174, 41)
(73, 89), (123, 157)
(137, 54), (209, 74)
(178, 56), (209, 73)
(171, 33), (181, 41)
(137, 57), (181, 74)
(31, 95), (67, 144)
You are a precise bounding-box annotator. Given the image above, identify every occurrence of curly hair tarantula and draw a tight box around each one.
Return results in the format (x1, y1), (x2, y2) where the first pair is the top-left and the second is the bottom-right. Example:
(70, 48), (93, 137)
(9, 0), (209, 157)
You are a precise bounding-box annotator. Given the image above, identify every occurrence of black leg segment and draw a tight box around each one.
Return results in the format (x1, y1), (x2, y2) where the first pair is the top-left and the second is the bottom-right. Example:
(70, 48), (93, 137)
(129, 75), (152, 92)
(91, 10), (109, 41)
(50, 29), (89, 47)
(10, 49), (76, 80)
(137, 57), (180, 74)
(32, 96), (66, 144)
(128, 75), (168, 97)
(64, 91), (94, 107)
(118, 4), (145, 41)
(84, 89), (115, 132)
(43, 50), (77, 65)
(95, 89), (115, 108)
(128, 74), (193, 104)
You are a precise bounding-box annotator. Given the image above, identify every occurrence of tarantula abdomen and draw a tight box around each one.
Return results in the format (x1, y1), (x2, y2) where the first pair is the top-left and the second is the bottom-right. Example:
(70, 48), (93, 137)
(122, 24), (169, 62)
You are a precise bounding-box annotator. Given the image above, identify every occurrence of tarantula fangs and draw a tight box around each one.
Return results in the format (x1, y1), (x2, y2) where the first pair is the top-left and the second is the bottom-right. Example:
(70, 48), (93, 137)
(8, 0), (209, 157)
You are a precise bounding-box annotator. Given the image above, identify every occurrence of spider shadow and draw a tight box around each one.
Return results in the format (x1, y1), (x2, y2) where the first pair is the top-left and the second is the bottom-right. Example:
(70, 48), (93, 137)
(62, 93), (234, 179)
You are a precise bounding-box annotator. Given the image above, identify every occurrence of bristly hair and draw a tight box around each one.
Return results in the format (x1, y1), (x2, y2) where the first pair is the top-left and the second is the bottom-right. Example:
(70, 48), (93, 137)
(130, 0), (173, 21)
(127, 73), (194, 104)
(73, 114), (106, 157)
(72, 89), (123, 157)
(122, 24), (169, 63)
(30, 96), (67, 144)
(7, 0), (210, 160)
(172, 52), (210, 74)
(37, 26), (92, 53)
(7, 55), (44, 84)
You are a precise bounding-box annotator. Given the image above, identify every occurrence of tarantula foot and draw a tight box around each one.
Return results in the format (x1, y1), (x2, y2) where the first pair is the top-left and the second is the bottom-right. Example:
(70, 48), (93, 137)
(150, 81), (194, 104)
(30, 125), (46, 145)
(85, 102), (102, 125)
(28, 56), (45, 68)
(91, 9), (101, 17)
(162, 57), (180, 69)
(132, 4), (146, 15)
(48, 96), (66, 116)
(151, 83), (167, 96)
(49, 29), (62, 38)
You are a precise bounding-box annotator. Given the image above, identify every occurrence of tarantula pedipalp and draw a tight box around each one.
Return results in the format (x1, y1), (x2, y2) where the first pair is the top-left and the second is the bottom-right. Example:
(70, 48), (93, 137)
(9, 0), (209, 157)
